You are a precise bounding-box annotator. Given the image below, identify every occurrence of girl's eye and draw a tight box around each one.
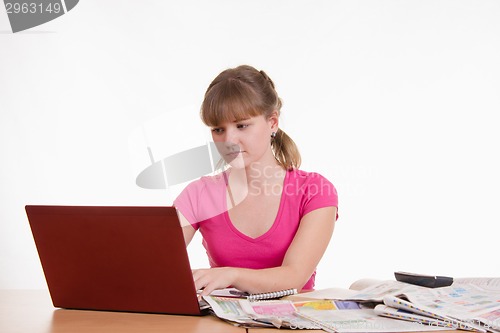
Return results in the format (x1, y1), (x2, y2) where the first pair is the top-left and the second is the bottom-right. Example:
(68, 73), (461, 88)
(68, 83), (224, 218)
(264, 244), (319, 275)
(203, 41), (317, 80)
(211, 128), (224, 134)
(237, 124), (249, 129)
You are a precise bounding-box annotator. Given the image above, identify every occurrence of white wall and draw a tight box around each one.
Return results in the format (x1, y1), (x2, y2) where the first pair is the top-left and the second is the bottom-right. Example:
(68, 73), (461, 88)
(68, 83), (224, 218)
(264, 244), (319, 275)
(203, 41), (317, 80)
(1, 0), (499, 290)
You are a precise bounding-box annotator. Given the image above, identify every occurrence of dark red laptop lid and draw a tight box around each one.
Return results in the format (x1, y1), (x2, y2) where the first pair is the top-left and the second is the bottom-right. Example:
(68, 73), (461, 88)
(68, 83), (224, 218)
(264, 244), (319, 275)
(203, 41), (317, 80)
(26, 205), (202, 315)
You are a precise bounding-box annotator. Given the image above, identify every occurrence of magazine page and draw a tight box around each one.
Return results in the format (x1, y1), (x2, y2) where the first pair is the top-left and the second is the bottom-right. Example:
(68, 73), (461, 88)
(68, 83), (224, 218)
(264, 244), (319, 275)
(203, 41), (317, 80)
(203, 295), (322, 329)
(238, 299), (319, 329)
(374, 304), (475, 330)
(453, 277), (500, 291)
(296, 307), (449, 332)
(286, 279), (396, 302)
(350, 278), (387, 291)
(202, 295), (274, 327)
(382, 295), (452, 322)
(401, 284), (500, 332)
(289, 287), (361, 301)
(346, 280), (428, 302)
(239, 299), (363, 329)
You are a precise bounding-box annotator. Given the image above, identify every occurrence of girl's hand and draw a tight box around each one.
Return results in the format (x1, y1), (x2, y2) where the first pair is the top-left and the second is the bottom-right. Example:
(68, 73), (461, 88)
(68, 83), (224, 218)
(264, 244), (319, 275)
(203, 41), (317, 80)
(192, 267), (238, 296)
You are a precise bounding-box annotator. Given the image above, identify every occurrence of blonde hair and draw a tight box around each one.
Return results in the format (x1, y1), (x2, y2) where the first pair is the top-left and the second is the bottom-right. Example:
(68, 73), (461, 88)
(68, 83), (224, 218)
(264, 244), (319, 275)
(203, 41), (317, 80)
(201, 65), (301, 170)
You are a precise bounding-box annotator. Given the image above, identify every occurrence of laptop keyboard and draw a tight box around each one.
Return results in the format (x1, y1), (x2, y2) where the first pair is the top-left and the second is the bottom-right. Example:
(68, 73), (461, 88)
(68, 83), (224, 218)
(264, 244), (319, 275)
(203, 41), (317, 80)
(199, 298), (210, 310)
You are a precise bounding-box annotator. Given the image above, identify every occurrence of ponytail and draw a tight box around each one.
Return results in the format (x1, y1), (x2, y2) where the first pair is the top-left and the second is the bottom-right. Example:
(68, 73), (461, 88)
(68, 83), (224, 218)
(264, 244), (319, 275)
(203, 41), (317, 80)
(272, 128), (301, 170)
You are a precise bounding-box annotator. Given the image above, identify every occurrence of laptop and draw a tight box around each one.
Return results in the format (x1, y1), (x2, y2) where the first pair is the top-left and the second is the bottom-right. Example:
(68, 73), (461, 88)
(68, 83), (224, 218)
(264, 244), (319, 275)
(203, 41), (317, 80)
(25, 205), (210, 315)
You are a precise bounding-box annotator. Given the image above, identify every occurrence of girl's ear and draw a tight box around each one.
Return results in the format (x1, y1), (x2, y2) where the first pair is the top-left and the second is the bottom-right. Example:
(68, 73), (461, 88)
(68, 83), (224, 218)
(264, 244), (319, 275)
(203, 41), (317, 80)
(268, 111), (279, 131)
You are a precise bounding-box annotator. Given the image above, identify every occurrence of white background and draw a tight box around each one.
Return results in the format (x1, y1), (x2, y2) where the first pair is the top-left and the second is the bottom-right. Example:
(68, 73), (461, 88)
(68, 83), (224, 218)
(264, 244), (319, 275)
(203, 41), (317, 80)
(1, 0), (499, 291)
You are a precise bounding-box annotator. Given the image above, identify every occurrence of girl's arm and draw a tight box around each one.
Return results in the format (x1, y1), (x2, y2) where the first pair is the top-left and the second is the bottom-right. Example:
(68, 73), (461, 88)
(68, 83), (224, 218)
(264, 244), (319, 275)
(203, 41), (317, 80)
(194, 206), (337, 295)
(178, 211), (196, 246)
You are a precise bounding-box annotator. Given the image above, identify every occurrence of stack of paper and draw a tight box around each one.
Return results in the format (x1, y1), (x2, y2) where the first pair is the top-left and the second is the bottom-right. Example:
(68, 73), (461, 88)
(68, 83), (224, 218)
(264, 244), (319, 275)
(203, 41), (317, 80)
(203, 278), (500, 332)
(203, 294), (449, 332)
(296, 278), (500, 333)
(376, 284), (500, 332)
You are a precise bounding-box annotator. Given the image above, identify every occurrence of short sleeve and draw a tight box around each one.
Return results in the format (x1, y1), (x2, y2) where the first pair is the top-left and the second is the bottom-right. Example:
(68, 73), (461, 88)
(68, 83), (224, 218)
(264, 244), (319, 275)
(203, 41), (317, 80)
(173, 180), (203, 230)
(173, 174), (228, 228)
(300, 172), (338, 219)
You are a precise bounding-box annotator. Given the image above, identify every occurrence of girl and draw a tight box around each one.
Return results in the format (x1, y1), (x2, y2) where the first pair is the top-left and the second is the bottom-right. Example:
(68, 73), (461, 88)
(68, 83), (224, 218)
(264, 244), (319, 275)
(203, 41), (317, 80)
(174, 65), (338, 296)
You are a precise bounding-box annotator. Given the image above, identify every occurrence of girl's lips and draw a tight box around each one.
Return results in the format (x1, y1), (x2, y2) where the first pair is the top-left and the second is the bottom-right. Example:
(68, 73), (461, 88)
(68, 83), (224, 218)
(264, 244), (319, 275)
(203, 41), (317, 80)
(227, 151), (244, 157)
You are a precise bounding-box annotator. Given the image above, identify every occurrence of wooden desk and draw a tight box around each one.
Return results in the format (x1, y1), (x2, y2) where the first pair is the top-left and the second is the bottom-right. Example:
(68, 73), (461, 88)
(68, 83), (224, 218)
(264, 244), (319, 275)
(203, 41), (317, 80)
(0, 290), (465, 333)
(247, 331), (463, 333)
(0, 290), (244, 333)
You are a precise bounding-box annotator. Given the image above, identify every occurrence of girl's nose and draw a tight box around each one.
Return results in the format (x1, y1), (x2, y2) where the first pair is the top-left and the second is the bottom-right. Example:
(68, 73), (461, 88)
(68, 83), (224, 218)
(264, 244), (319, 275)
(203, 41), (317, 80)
(224, 128), (239, 146)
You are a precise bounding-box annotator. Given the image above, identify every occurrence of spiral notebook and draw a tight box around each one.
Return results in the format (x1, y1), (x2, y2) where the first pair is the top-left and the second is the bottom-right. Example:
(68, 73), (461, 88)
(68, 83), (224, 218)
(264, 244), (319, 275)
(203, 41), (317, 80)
(211, 288), (298, 301)
(247, 288), (298, 301)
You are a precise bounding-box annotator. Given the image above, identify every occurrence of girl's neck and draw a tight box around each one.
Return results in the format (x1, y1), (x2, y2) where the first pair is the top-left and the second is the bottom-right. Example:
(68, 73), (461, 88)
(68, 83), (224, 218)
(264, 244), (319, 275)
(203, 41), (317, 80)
(227, 161), (286, 191)
(247, 161), (285, 184)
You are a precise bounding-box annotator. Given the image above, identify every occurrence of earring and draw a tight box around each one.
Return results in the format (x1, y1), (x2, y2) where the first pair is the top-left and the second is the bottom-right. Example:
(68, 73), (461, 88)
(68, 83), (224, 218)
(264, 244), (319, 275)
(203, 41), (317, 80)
(271, 132), (276, 139)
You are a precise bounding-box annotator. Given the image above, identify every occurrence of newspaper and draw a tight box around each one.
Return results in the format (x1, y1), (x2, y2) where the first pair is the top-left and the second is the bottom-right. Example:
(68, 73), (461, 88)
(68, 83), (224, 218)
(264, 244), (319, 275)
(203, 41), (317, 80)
(346, 280), (428, 302)
(331, 277), (500, 332)
(203, 296), (447, 332)
(374, 304), (475, 330)
(386, 284), (500, 333)
(295, 307), (448, 333)
(296, 279), (428, 303)
(204, 279), (500, 332)
(202, 295), (320, 329)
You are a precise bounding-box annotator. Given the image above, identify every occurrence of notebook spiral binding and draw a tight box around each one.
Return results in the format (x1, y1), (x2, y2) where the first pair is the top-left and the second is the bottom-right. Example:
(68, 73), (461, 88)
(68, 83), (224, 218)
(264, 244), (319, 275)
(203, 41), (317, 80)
(247, 288), (297, 301)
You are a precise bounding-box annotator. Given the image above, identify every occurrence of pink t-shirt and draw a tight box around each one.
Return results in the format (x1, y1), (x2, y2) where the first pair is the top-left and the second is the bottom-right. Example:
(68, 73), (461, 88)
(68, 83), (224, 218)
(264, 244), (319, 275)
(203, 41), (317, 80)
(174, 168), (338, 291)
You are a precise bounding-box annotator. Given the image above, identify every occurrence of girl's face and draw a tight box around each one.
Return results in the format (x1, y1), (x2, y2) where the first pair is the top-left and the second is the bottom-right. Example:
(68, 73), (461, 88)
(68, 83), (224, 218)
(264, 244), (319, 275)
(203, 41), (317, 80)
(210, 114), (278, 169)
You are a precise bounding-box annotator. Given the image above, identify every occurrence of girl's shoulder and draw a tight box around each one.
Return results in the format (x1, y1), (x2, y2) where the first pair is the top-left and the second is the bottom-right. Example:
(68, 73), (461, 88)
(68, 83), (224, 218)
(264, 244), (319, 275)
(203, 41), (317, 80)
(285, 168), (337, 199)
(180, 171), (227, 198)
(286, 168), (333, 185)
(285, 169), (338, 214)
